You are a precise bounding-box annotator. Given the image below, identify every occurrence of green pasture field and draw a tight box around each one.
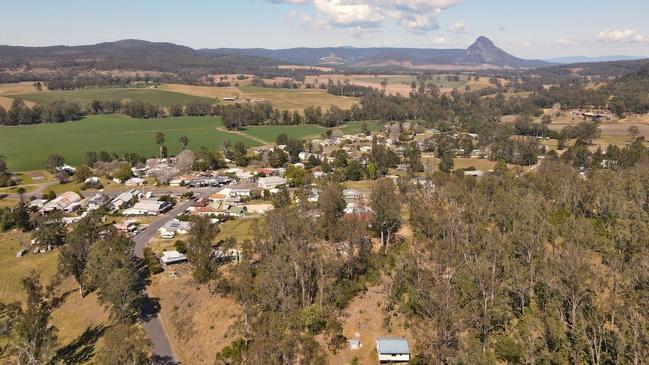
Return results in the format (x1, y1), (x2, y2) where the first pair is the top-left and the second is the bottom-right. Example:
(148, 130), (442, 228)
(9, 87), (215, 107)
(0, 115), (260, 171)
(240, 120), (383, 144)
(241, 125), (329, 143)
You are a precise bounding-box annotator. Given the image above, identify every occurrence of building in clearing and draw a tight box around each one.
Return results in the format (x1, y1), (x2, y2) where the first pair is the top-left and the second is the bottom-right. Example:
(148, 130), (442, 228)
(160, 250), (187, 265)
(376, 337), (410, 364)
(343, 189), (362, 201)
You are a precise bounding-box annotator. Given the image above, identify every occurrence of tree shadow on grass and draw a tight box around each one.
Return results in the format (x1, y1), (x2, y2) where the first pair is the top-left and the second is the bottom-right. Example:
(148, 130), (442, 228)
(54, 325), (106, 365)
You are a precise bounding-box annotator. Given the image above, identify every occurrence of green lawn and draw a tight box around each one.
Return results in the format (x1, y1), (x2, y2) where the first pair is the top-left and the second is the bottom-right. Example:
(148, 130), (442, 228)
(9, 88), (215, 107)
(0, 115), (261, 171)
(337, 121), (383, 135)
(240, 121), (383, 144)
(0, 230), (59, 303)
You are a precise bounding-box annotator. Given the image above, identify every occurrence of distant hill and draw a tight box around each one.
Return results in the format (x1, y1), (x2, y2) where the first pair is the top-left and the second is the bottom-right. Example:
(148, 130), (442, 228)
(536, 58), (649, 78)
(546, 55), (647, 64)
(201, 36), (552, 70)
(0, 37), (554, 79)
(0, 39), (282, 73)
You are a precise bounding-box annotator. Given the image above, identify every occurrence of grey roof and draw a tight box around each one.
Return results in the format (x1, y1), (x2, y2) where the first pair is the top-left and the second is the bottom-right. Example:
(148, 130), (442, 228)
(377, 337), (409, 355)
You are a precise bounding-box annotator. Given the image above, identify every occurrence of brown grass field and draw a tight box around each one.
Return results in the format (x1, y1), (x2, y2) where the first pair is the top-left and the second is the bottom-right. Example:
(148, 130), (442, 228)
(305, 74), (505, 96)
(324, 280), (411, 364)
(0, 81), (43, 108)
(148, 267), (242, 364)
(0, 230), (108, 347)
(161, 83), (358, 111)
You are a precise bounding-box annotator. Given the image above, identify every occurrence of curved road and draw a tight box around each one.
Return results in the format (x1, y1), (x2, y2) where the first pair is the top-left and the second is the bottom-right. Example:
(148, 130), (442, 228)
(132, 189), (218, 365)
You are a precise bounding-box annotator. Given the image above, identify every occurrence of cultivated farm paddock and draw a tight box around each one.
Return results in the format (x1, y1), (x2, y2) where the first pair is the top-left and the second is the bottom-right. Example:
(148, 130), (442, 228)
(0, 115), (260, 171)
(10, 87), (215, 108)
(160, 83), (358, 111)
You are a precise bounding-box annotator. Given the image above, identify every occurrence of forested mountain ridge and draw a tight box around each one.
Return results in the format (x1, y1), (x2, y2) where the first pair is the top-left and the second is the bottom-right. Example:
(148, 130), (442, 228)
(202, 36), (552, 69)
(0, 39), (282, 72)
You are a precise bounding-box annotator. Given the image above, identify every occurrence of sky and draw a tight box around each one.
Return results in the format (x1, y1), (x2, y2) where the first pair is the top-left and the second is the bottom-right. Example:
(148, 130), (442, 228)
(1, 0), (648, 59)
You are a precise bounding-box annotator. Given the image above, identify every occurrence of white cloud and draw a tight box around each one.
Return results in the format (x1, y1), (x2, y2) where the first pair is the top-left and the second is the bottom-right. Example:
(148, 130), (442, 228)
(448, 20), (468, 34)
(597, 29), (647, 43)
(432, 36), (447, 45)
(556, 38), (576, 46)
(267, 0), (463, 34)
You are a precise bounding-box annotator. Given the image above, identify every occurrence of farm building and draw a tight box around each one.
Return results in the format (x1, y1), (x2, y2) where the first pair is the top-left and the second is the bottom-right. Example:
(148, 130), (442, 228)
(376, 337), (410, 364)
(41, 191), (82, 213)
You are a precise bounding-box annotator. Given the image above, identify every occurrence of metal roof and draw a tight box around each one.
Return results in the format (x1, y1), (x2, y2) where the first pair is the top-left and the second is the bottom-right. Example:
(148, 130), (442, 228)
(377, 337), (409, 355)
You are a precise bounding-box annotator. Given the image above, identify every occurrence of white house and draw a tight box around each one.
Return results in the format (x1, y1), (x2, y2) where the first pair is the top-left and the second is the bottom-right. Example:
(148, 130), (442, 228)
(159, 220), (192, 239)
(160, 250), (187, 265)
(56, 164), (76, 175)
(125, 177), (146, 186)
(229, 188), (251, 197)
(258, 176), (287, 190)
(376, 337), (410, 364)
(342, 189), (362, 201)
(123, 199), (171, 216)
(464, 170), (484, 178)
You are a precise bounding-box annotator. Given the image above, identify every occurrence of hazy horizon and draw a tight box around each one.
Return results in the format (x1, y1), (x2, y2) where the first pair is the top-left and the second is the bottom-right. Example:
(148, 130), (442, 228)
(1, 0), (648, 59)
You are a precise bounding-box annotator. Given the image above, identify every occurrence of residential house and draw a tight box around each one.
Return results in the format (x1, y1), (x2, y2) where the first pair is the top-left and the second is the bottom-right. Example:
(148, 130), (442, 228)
(114, 220), (139, 236)
(376, 337), (410, 364)
(122, 199), (171, 216)
(109, 189), (141, 211)
(86, 193), (109, 211)
(258, 176), (287, 190)
(160, 250), (187, 265)
(159, 220), (192, 239)
(226, 205), (247, 218)
(464, 170), (484, 178)
(342, 189), (362, 201)
(125, 177), (146, 186)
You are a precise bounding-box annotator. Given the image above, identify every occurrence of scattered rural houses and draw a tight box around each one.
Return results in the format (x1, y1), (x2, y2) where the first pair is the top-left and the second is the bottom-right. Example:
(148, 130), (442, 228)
(376, 337), (410, 364)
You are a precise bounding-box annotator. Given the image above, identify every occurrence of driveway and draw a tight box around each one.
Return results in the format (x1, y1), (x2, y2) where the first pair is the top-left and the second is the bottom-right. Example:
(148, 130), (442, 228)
(132, 189), (218, 364)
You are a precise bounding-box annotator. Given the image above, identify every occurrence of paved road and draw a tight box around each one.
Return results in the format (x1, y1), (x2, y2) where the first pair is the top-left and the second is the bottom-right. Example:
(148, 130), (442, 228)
(132, 189), (218, 364)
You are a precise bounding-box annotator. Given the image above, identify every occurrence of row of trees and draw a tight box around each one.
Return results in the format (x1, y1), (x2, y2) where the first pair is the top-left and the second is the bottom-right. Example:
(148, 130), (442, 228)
(0, 99), (83, 125)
